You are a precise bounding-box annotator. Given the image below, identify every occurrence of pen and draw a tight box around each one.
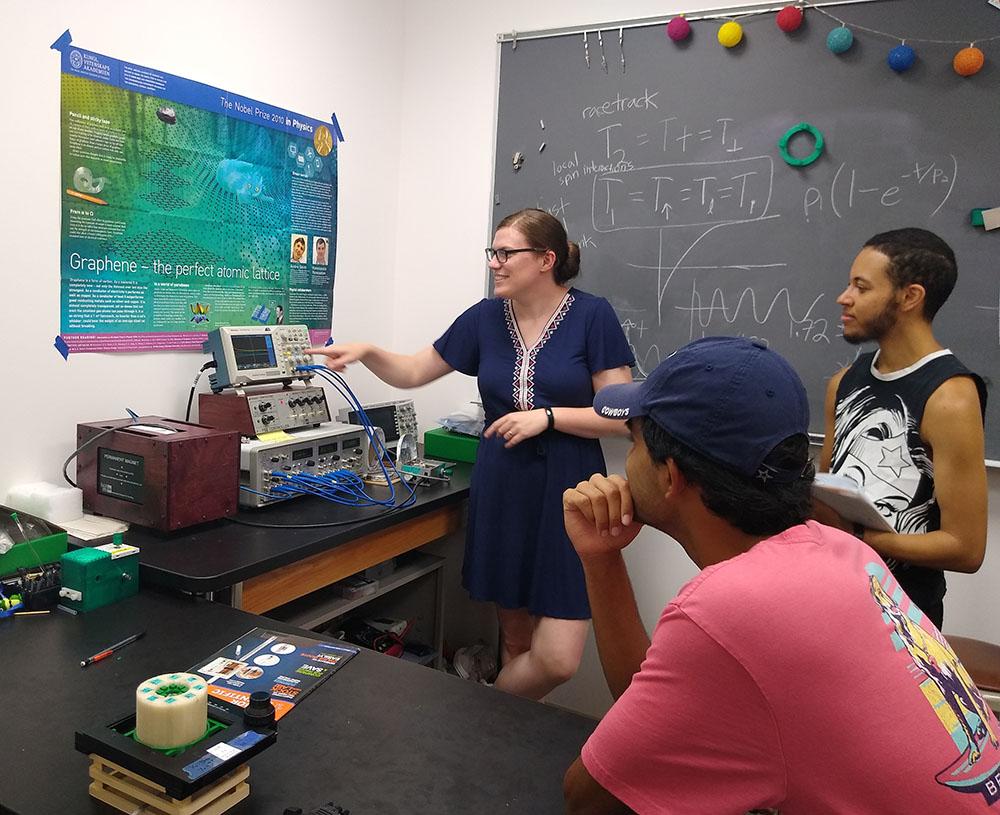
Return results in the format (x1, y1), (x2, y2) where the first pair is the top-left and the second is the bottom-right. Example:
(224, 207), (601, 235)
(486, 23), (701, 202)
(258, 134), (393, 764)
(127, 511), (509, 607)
(81, 631), (146, 667)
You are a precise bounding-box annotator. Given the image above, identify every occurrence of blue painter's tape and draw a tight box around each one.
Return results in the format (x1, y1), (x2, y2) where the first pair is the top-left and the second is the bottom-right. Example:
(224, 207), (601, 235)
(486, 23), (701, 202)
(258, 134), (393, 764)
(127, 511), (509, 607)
(330, 112), (345, 143)
(229, 730), (267, 750)
(50, 30), (72, 52)
(54, 336), (69, 359)
(182, 752), (223, 780)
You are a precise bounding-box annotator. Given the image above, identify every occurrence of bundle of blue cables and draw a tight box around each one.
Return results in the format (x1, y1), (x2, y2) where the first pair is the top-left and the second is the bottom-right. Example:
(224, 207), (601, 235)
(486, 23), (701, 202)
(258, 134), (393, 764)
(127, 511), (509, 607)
(240, 366), (417, 513)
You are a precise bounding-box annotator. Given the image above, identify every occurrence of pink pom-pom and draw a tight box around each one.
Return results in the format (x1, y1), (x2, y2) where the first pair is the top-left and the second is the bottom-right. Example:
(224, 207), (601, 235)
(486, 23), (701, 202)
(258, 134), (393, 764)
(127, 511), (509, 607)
(776, 5), (803, 33)
(667, 17), (691, 42)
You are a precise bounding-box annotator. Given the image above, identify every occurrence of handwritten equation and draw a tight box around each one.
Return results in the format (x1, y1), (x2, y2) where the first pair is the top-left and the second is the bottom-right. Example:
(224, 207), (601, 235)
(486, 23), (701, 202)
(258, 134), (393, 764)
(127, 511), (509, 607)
(803, 156), (957, 222)
(529, 113), (991, 391)
(589, 156), (774, 230)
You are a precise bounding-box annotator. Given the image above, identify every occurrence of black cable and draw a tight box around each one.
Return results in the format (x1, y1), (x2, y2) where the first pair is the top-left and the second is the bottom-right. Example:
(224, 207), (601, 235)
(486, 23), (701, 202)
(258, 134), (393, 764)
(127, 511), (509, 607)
(185, 360), (218, 422)
(62, 418), (181, 488)
(224, 502), (410, 529)
(62, 425), (120, 488)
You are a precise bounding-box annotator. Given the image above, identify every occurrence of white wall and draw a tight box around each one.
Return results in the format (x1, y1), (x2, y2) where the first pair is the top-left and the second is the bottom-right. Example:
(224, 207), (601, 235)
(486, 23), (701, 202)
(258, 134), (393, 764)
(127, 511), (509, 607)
(3, 1), (998, 721)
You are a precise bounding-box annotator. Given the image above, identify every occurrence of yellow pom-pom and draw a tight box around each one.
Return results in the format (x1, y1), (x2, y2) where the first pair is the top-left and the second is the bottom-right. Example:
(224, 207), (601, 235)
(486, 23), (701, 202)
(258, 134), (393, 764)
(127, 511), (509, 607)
(954, 46), (984, 77)
(718, 21), (744, 48)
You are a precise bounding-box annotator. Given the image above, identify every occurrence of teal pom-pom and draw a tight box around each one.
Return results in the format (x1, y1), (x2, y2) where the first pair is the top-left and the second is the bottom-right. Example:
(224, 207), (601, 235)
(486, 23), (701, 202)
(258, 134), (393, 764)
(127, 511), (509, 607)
(826, 27), (853, 54)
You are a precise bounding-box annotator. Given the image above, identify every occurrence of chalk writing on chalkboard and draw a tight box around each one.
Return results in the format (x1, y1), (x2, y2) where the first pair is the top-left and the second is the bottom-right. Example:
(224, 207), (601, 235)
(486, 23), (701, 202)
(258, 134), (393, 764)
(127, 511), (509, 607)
(536, 113), (958, 381)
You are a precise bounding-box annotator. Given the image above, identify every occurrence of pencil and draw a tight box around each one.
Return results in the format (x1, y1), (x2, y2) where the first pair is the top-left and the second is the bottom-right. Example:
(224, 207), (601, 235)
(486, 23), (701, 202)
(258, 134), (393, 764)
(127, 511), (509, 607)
(66, 189), (108, 206)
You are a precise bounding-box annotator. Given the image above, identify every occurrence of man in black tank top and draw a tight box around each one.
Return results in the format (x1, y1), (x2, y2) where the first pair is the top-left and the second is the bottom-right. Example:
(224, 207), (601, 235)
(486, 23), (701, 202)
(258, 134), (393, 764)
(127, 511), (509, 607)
(818, 228), (987, 629)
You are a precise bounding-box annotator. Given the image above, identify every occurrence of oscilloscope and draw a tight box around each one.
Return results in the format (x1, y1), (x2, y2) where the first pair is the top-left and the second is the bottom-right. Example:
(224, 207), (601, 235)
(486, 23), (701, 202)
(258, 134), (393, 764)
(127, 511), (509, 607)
(336, 400), (418, 450)
(203, 325), (315, 392)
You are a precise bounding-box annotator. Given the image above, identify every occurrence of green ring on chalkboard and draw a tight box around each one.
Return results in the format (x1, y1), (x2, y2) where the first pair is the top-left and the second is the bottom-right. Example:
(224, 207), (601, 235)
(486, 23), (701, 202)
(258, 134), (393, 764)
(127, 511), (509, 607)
(779, 123), (824, 167)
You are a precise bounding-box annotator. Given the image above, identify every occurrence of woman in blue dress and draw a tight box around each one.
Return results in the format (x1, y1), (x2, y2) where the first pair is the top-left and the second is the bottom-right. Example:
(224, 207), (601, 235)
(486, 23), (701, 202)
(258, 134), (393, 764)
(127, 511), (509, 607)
(309, 209), (634, 699)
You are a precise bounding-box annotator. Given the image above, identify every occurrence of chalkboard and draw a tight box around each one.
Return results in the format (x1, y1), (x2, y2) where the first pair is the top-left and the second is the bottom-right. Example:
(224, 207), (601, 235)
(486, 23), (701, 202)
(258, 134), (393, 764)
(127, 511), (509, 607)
(492, 0), (1000, 462)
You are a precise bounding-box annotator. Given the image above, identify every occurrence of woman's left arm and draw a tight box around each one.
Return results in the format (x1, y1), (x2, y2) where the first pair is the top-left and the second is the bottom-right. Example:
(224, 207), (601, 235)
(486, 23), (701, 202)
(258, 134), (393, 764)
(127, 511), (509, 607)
(485, 366), (633, 446)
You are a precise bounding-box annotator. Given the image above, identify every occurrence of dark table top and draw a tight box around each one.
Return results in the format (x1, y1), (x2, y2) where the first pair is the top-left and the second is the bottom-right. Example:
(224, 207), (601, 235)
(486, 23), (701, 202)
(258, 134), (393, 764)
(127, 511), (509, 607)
(100, 464), (471, 595)
(0, 588), (594, 815)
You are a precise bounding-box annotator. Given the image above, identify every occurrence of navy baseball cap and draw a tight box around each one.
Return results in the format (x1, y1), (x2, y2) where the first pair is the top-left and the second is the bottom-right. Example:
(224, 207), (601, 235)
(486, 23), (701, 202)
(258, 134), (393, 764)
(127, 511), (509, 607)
(594, 336), (810, 482)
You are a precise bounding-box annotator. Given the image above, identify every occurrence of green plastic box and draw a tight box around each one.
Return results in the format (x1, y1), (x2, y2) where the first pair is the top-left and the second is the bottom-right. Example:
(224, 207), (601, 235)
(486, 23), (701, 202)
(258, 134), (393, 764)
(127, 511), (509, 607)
(423, 427), (479, 463)
(0, 507), (68, 575)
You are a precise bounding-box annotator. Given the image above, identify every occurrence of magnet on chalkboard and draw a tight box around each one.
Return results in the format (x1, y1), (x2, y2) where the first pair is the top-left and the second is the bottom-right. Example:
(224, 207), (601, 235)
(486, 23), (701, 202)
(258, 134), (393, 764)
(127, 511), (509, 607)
(779, 123), (824, 167)
(972, 207), (1000, 230)
(512, 151), (525, 171)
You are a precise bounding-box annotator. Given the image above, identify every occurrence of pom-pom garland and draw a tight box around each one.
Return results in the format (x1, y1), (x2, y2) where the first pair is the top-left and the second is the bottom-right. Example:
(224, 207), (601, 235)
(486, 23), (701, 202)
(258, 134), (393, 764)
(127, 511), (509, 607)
(651, 10), (988, 79)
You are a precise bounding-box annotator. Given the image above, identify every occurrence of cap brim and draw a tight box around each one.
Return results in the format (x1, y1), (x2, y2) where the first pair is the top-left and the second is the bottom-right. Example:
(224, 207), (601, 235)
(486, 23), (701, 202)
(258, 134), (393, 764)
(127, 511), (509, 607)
(593, 380), (645, 421)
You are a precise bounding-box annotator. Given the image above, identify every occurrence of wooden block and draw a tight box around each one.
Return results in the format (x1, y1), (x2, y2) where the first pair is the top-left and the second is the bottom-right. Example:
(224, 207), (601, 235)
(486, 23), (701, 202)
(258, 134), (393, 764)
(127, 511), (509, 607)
(87, 755), (249, 815)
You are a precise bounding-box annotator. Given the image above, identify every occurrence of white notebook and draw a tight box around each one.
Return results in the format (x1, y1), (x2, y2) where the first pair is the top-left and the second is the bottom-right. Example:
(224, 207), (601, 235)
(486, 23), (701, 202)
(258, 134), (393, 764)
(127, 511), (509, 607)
(811, 472), (894, 532)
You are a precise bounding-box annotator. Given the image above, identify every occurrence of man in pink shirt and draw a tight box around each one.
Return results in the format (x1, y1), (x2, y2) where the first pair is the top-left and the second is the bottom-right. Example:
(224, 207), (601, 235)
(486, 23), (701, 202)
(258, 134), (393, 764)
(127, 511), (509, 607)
(562, 336), (1000, 814)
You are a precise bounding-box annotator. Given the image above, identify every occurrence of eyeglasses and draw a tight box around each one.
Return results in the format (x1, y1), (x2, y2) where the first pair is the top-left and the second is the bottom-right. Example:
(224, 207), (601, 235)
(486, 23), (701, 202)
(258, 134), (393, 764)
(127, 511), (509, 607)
(485, 247), (546, 263)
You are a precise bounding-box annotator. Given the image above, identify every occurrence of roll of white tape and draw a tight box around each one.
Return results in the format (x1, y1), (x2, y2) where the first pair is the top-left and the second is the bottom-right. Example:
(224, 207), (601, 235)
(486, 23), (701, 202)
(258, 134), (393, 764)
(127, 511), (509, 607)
(135, 673), (208, 749)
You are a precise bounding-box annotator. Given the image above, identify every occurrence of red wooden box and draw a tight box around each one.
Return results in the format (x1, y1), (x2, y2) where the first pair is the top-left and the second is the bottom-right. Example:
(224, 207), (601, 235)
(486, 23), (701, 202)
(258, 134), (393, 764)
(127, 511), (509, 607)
(76, 416), (239, 532)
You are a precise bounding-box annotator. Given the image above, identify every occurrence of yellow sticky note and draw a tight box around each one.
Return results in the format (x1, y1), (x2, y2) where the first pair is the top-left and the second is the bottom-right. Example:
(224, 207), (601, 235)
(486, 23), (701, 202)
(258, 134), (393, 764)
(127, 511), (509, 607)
(257, 430), (293, 442)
